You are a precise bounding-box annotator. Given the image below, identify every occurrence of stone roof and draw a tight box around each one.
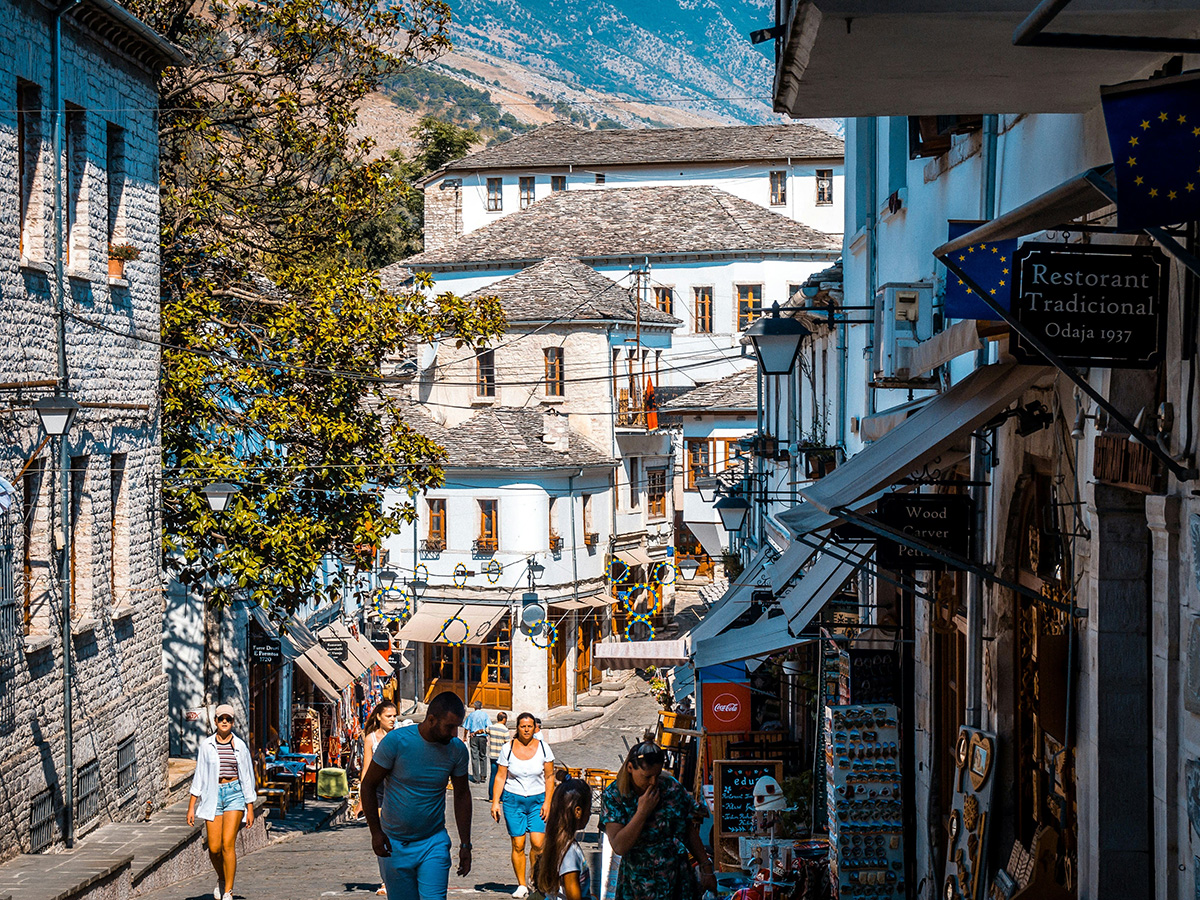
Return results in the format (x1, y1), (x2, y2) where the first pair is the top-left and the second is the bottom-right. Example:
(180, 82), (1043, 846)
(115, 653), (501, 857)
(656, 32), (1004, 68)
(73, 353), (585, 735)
(463, 256), (679, 327)
(405, 186), (840, 268)
(662, 369), (758, 413)
(429, 122), (843, 177)
(401, 406), (615, 470)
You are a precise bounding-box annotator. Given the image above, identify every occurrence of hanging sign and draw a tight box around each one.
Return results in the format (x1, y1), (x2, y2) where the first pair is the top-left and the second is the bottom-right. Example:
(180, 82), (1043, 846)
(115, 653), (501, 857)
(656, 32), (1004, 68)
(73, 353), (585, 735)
(701, 680), (752, 733)
(320, 638), (349, 662)
(248, 627), (282, 665)
(1010, 242), (1168, 369)
(877, 495), (972, 571)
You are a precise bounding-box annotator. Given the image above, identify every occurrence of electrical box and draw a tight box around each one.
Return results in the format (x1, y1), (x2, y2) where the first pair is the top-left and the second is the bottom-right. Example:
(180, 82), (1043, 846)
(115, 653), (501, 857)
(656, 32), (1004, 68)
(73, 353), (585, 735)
(873, 283), (933, 382)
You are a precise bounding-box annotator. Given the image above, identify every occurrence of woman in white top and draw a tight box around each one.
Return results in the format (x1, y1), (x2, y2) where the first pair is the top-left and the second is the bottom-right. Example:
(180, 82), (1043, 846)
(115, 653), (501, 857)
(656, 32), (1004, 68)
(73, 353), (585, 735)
(359, 700), (396, 896)
(491, 711), (556, 899)
(186, 704), (257, 900)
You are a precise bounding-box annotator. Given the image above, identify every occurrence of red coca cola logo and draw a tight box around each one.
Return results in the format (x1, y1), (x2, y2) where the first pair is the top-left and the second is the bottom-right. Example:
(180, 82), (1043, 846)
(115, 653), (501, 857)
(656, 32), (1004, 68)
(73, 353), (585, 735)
(710, 693), (742, 722)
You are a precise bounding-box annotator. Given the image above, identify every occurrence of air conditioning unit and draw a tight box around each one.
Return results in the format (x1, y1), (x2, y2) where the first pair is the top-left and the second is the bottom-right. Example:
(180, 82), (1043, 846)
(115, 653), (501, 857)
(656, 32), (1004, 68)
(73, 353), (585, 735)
(873, 282), (934, 383)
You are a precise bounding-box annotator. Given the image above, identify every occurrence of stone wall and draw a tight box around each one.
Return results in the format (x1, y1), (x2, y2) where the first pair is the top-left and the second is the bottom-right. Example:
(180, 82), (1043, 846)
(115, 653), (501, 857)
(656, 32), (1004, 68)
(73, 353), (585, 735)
(0, 1), (167, 861)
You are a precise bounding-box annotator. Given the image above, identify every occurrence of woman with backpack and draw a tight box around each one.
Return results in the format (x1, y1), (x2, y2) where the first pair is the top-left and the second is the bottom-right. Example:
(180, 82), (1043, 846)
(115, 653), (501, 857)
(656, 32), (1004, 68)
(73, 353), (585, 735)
(491, 711), (556, 899)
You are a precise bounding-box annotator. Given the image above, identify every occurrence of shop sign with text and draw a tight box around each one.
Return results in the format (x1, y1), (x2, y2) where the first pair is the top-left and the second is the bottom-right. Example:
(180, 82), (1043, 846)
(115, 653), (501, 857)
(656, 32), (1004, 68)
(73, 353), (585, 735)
(877, 495), (972, 571)
(701, 681), (752, 733)
(248, 627), (282, 665)
(1011, 242), (1168, 368)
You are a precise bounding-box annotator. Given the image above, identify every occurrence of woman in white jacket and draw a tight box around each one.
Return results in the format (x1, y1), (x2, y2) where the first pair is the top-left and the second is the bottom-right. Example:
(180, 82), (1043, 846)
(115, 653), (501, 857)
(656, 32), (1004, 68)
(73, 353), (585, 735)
(187, 704), (257, 900)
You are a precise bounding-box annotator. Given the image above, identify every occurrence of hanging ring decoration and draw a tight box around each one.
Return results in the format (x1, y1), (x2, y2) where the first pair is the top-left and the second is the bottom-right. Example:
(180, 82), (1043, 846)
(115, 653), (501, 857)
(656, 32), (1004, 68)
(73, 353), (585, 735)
(440, 614), (470, 646)
(652, 560), (675, 586)
(372, 587), (411, 623)
(625, 613), (655, 642)
(453, 563), (468, 587)
(607, 556), (624, 583)
(414, 564), (429, 583)
(621, 583), (661, 615)
(485, 559), (502, 583)
(530, 620), (558, 649)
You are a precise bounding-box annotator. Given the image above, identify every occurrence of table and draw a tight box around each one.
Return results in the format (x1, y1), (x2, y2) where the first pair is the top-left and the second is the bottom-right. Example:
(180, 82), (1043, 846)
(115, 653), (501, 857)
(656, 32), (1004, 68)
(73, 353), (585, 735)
(266, 766), (306, 809)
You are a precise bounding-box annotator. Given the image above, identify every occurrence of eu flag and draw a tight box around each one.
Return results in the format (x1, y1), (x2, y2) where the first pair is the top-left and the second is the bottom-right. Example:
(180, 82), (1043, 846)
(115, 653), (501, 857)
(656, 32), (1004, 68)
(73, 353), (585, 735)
(1102, 71), (1200, 229)
(942, 220), (1016, 320)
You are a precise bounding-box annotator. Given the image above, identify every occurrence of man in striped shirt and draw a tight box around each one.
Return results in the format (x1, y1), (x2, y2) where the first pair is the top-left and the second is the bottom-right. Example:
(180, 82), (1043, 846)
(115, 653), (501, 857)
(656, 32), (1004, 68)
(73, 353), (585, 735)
(486, 712), (509, 800)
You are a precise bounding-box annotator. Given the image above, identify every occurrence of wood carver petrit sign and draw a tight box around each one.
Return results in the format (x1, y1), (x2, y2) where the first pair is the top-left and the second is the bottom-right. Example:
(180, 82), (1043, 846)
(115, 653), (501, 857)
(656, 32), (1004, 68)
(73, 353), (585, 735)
(1010, 242), (1169, 369)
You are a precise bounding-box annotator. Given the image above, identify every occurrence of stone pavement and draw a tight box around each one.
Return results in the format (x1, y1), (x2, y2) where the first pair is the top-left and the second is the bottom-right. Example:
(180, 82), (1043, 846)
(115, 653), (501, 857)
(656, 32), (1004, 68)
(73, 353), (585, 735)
(136, 676), (663, 900)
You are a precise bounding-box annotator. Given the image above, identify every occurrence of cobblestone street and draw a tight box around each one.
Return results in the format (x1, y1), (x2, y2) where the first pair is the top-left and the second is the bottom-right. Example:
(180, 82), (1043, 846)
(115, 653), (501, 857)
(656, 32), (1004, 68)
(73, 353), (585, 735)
(138, 679), (660, 900)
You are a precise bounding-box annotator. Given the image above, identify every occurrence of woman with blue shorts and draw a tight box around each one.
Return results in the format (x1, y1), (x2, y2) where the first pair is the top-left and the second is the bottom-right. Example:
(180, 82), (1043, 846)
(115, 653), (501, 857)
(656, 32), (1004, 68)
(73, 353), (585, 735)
(187, 704), (257, 900)
(491, 712), (555, 899)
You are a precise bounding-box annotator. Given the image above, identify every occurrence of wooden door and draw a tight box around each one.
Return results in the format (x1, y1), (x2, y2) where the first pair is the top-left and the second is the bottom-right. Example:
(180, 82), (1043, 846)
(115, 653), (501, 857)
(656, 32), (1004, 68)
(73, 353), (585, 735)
(548, 621), (569, 708)
(576, 612), (601, 694)
(423, 620), (513, 710)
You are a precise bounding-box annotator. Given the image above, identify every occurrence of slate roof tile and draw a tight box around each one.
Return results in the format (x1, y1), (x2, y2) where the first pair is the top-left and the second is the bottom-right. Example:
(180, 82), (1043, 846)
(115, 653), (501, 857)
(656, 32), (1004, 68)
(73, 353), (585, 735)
(661, 368), (758, 412)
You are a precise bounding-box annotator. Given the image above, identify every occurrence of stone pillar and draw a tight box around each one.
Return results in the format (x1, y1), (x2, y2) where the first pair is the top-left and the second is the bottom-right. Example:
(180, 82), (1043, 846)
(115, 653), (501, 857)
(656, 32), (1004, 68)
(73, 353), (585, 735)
(1147, 495), (1181, 900)
(1079, 484), (1151, 898)
(423, 181), (462, 251)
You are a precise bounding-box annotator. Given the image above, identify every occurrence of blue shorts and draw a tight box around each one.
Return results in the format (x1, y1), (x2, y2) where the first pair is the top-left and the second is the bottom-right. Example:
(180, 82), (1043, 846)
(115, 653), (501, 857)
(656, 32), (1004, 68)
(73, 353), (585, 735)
(214, 781), (246, 816)
(378, 830), (451, 900)
(501, 791), (546, 837)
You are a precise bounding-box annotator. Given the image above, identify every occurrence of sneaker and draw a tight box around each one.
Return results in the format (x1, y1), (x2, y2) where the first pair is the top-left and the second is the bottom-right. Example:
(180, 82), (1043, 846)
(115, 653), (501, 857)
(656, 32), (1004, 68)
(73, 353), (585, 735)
(214, 887), (222, 900)
(223, 893), (233, 900)
(512, 887), (530, 899)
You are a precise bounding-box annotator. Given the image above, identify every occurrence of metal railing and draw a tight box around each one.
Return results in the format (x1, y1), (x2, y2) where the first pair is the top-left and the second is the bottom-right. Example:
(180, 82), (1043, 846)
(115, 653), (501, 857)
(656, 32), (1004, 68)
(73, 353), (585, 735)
(116, 736), (137, 802)
(76, 760), (99, 828)
(29, 788), (55, 852)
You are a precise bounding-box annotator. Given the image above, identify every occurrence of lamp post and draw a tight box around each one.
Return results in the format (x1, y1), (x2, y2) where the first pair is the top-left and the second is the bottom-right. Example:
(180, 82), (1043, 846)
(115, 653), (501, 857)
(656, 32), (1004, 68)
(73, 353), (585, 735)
(715, 495), (751, 533)
(35, 395), (77, 847)
(677, 555), (701, 581)
(744, 302), (811, 377)
(201, 482), (239, 514)
(199, 483), (238, 715)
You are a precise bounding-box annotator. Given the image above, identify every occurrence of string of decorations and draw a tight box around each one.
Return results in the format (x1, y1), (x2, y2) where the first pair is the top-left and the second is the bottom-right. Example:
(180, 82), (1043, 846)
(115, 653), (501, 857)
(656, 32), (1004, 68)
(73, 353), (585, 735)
(439, 614), (470, 647)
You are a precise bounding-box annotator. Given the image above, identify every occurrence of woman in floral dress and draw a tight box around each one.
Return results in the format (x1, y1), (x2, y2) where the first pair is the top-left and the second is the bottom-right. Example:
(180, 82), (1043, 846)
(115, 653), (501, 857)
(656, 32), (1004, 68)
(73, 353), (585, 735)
(600, 741), (719, 900)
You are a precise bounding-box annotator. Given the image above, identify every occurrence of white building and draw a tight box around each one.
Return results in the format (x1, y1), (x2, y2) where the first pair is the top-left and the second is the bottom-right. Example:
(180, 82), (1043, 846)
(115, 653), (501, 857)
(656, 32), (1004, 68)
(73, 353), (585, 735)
(0, 0), (182, 859)
(419, 122), (845, 250)
(382, 257), (682, 713)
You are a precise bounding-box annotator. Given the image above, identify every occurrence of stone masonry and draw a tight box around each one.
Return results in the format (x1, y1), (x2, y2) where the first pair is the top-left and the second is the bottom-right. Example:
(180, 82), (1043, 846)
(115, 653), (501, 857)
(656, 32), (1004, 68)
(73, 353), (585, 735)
(0, 0), (175, 862)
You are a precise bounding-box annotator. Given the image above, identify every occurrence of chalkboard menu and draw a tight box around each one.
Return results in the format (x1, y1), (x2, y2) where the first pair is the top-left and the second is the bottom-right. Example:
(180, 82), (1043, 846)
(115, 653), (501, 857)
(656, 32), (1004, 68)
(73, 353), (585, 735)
(714, 759), (784, 836)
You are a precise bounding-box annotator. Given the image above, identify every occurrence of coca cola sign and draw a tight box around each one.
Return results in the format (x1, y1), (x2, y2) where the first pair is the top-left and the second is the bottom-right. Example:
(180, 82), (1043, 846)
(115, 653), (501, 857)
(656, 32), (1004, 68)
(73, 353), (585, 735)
(701, 681), (751, 733)
(710, 694), (743, 722)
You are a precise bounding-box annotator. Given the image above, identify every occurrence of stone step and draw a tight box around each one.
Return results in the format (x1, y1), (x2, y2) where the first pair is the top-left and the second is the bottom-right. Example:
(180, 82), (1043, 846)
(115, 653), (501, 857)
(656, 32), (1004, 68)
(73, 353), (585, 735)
(577, 693), (620, 708)
(598, 681), (627, 693)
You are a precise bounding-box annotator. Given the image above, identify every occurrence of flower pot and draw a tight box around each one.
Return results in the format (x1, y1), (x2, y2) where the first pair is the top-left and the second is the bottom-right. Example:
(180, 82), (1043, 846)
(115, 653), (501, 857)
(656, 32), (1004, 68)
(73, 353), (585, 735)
(108, 257), (125, 279)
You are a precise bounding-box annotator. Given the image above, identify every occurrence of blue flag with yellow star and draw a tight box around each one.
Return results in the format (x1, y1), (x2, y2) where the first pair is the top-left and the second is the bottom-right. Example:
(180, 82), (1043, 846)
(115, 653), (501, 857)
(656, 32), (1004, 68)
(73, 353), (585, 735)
(1102, 71), (1200, 229)
(942, 221), (1016, 320)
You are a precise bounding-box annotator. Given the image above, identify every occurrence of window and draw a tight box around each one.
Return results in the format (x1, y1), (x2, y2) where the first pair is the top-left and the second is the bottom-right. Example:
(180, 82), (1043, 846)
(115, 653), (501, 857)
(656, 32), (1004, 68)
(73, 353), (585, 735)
(544, 347), (564, 397)
(475, 349), (496, 397)
(76, 759), (99, 828)
(770, 170), (787, 206)
(426, 499), (446, 550)
(594, 173), (605, 184)
(816, 168), (834, 206)
(548, 497), (560, 551)
(722, 438), (742, 469)
(17, 81), (42, 259)
(106, 123), (126, 245)
(736, 284), (763, 331)
(486, 177), (502, 211)
(29, 788), (54, 853)
(693, 287), (713, 334)
(788, 283), (804, 304)
(685, 439), (710, 491)
(628, 458), (640, 509)
(0, 536), (15, 661)
(582, 493), (594, 540)
(22, 460), (47, 634)
(647, 469), (667, 519)
(69, 455), (91, 618)
(116, 735), (137, 802)
(887, 117), (908, 196)
(653, 286), (673, 315)
(65, 105), (85, 267)
(477, 500), (498, 552)
(519, 176), (535, 209)
(110, 454), (129, 607)
(551, 175), (567, 192)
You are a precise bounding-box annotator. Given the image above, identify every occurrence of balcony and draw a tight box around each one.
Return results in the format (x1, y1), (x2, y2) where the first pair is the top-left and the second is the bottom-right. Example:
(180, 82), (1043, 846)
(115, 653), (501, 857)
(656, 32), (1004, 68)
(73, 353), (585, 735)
(617, 388), (647, 428)
(473, 537), (498, 557)
(549, 533), (563, 555)
(584, 532), (600, 548)
(419, 537), (444, 559)
(1093, 432), (1164, 494)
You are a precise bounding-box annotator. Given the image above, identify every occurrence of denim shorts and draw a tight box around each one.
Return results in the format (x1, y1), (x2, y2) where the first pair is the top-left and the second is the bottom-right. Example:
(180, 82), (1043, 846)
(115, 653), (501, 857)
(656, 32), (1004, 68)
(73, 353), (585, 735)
(214, 780), (246, 816)
(501, 790), (546, 837)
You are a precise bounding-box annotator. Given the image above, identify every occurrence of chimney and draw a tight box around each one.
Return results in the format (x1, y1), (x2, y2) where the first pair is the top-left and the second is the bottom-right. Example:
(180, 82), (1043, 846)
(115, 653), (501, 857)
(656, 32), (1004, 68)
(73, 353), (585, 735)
(542, 412), (569, 452)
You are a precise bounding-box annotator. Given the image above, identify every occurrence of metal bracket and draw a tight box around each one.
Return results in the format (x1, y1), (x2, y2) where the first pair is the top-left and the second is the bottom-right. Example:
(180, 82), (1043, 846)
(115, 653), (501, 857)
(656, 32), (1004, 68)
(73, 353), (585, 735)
(1013, 0), (1200, 53)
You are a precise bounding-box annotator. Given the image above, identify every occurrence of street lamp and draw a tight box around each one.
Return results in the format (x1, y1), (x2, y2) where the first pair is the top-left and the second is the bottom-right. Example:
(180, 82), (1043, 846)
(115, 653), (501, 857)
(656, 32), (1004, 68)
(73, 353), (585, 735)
(744, 302), (811, 376)
(33, 395), (78, 436)
(201, 482), (239, 513)
(677, 556), (701, 580)
(377, 569), (398, 588)
(715, 495), (751, 532)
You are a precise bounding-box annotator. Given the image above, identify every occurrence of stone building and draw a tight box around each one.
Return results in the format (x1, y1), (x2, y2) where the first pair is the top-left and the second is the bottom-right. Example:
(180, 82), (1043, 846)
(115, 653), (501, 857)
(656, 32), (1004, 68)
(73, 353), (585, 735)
(0, 0), (181, 860)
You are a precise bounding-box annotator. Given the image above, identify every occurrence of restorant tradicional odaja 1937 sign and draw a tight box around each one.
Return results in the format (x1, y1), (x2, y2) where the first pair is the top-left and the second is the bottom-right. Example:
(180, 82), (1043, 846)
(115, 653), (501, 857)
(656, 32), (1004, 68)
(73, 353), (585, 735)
(1010, 242), (1169, 369)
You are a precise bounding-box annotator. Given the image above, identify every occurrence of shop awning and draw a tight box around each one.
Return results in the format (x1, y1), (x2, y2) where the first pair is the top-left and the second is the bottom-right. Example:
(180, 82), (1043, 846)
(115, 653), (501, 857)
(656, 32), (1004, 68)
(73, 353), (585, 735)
(934, 167), (1115, 259)
(549, 594), (611, 611)
(693, 543), (868, 669)
(456, 605), (510, 644)
(321, 622), (391, 675)
(594, 639), (689, 669)
(395, 603), (509, 645)
(668, 665), (695, 701)
(302, 643), (357, 689)
(292, 652), (341, 703)
(614, 546), (654, 568)
(687, 547), (776, 646)
(778, 361), (1052, 537)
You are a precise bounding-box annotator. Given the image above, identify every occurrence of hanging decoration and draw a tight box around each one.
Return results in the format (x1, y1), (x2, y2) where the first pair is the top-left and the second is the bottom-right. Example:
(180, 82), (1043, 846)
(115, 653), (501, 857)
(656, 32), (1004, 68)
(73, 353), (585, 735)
(485, 559), (503, 583)
(530, 620), (559, 649)
(439, 614), (470, 646)
(625, 613), (655, 642)
(453, 563), (469, 587)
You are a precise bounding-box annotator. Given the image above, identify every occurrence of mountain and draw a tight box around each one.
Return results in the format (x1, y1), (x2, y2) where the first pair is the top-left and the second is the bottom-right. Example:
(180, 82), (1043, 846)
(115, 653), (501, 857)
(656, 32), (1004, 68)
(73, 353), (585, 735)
(446, 0), (782, 126)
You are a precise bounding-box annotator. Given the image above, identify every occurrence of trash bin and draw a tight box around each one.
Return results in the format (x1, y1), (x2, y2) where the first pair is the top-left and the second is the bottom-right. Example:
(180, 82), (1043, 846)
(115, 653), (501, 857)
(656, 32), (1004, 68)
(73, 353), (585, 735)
(317, 767), (349, 800)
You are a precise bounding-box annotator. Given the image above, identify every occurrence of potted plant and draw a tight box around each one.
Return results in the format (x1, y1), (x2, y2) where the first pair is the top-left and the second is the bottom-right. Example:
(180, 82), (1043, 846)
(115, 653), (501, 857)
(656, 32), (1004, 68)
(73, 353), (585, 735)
(107, 242), (140, 279)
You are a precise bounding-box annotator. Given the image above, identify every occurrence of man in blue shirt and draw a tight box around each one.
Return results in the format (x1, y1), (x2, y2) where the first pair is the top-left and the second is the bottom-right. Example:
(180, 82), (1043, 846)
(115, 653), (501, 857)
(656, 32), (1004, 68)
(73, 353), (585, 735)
(461, 700), (491, 784)
(361, 692), (472, 900)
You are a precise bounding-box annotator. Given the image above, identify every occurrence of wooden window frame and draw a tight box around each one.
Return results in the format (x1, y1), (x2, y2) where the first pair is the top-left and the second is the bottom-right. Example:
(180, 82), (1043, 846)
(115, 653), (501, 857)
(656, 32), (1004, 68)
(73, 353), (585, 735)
(685, 439), (710, 491)
(544, 347), (564, 397)
(427, 498), (446, 548)
(653, 285), (673, 316)
(519, 176), (535, 209)
(816, 168), (834, 206)
(736, 284), (763, 332)
(551, 175), (567, 192)
(478, 499), (498, 552)
(693, 286), (713, 334)
(628, 458), (640, 510)
(486, 177), (503, 212)
(476, 349), (496, 397)
(647, 468), (667, 520)
(770, 170), (787, 206)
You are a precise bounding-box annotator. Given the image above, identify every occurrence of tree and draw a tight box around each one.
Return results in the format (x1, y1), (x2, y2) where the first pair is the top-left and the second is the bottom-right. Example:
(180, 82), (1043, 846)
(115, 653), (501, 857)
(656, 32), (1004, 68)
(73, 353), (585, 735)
(123, 0), (506, 616)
